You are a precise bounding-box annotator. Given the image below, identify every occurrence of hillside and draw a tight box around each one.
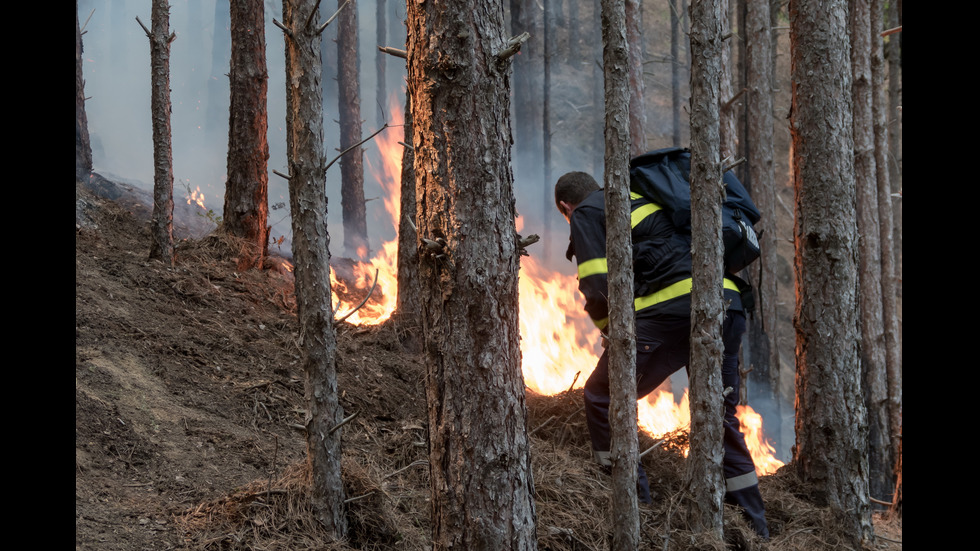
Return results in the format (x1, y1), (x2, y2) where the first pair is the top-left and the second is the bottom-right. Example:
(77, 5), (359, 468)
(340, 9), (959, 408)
(75, 175), (901, 550)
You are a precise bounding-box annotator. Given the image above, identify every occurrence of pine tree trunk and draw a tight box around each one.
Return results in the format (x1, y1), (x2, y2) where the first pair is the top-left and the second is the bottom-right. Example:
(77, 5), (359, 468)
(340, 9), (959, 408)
(338, 0), (368, 258)
(376, 0), (387, 126)
(282, 0), (347, 537)
(626, 0), (646, 156)
(406, 0), (536, 547)
(790, 0), (872, 544)
(670, 0), (682, 146)
(873, 0), (902, 463)
(146, 0), (175, 265)
(849, 0), (892, 504)
(206, 0), (231, 144)
(601, 0), (639, 546)
(686, 0), (725, 539)
(224, 0), (270, 270)
(77, 1), (93, 177)
(744, 0), (779, 428)
(719, 0), (737, 160)
(510, 0), (541, 168)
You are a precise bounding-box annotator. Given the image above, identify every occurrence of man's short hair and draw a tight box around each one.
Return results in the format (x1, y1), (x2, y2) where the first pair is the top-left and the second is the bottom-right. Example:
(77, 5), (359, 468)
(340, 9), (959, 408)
(555, 171), (600, 211)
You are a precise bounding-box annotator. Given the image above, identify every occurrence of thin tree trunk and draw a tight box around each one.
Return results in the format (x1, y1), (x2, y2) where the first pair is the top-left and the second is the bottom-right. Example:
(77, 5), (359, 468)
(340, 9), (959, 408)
(206, 0), (231, 144)
(601, 0), (639, 546)
(544, 0), (553, 221)
(670, 0), (682, 147)
(850, 0), (891, 504)
(77, 1), (93, 177)
(376, 0), (387, 126)
(686, 0), (726, 539)
(790, 0), (872, 544)
(874, 0), (902, 463)
(281, 0), (346, 537)
(592, 0), (604, 176)
(744, 0), (779, 433)
(626, 0), (646, 156)
(719, 0), (737, 160)
(338, 0), (368, 258)
(144, 0), (175, 265)
(224, 0), (270, 270)
(406, 0), (537, 546)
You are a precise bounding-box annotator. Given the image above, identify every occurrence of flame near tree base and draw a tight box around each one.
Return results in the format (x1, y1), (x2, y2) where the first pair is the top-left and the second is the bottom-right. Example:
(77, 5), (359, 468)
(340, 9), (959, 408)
(328, 99), (783, 476)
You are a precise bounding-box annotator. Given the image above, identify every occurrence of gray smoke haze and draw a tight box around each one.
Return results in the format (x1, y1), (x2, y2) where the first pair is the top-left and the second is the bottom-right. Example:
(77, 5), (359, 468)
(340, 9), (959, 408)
(79, 0), (791, 462)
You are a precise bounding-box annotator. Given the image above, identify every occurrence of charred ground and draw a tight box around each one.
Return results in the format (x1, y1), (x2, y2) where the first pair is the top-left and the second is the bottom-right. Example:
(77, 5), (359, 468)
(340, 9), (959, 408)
(75, 175), (901, 550)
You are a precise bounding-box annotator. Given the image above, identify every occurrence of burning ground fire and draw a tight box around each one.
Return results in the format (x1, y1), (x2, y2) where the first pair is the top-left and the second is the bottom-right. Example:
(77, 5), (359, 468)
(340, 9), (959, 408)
(335, 99), (783, 476)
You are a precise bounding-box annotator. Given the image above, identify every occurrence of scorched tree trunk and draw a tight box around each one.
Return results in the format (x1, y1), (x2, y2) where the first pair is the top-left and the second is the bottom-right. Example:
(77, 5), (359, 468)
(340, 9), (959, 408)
(224, 0), (270, 270)
(406, 0), (537, 547)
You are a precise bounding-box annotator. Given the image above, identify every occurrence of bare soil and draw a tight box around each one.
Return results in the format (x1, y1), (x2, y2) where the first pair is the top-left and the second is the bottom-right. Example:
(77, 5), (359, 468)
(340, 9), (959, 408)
(75, 175), (901, 550)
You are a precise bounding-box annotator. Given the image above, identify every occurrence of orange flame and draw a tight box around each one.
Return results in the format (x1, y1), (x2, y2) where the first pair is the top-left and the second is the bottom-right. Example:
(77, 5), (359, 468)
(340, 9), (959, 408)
(330, 101), (403, 325)
(187, 186), (207, 210)
(736, 404), (785, 475)
(338, 96), (783, 476)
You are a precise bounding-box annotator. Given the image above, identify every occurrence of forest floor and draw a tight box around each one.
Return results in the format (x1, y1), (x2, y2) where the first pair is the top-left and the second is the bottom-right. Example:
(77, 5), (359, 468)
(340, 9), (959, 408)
(75, 174), (902, 550)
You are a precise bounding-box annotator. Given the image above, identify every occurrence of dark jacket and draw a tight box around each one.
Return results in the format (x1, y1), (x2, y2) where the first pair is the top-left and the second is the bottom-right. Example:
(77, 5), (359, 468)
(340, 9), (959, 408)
(566, 189), (742, 330)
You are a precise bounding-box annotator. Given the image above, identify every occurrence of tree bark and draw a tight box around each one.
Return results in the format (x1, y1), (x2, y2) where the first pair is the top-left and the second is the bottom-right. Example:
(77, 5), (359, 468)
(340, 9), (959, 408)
(281, 0), (347, 537)
(510, 0), (541, 174)
(601, 0), (639, 547)
(743, 0), (780, 427)
(626, 0), (646, 156)
(224, 0), (270, 270)
(718, 0), (737, 161)
(77, 1), (93, 178)
(670, 0), (682, 147)
(849, 0), (892, 504)
(338, 0), (369, 258)
(395, 93), (421, 320)
(873, 0), (902, 464)
(145, 0), (175, 265)
(686, 0), (726, 539)
(376, 0), (387, 127)
(790, 0), (872, 544)
(406, 0), (537, 547)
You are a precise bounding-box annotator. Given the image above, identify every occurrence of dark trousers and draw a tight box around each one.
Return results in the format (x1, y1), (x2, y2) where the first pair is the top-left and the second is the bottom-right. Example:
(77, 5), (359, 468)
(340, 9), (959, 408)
(583, 310), (769, 538)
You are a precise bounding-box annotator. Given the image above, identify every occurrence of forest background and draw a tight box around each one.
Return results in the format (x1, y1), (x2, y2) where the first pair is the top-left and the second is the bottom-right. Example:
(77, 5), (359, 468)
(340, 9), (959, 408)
(76, 0), (902, 548)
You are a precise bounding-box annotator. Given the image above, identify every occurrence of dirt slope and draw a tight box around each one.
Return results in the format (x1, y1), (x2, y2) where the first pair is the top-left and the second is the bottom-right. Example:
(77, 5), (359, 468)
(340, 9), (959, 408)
(75, 175), (901, 550)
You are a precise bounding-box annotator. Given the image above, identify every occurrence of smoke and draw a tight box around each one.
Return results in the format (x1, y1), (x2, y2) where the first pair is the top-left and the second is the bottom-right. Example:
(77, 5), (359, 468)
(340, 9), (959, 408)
(79, 0), (406, 252)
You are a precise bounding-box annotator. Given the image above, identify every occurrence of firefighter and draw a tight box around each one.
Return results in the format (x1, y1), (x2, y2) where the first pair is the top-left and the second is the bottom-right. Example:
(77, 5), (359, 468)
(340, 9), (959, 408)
(555, 171), (769, 538)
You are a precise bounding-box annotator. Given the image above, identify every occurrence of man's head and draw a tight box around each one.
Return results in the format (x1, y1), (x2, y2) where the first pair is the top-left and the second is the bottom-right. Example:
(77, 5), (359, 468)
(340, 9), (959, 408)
(555, 171), (600, 222)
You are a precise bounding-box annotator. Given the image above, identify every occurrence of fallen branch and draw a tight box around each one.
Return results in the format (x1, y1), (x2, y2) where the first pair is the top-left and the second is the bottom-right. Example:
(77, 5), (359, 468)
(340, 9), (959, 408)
(383, 459), (429, 479)
(334, 268), (380, 325)
(529, 415), (555, 437)
(344, 491), (375, 504)
(639, 439), (665, 459)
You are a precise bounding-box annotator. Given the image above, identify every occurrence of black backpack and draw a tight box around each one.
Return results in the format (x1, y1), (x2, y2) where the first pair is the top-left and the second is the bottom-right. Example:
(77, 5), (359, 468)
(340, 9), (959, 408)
(628, 147), (761, 274)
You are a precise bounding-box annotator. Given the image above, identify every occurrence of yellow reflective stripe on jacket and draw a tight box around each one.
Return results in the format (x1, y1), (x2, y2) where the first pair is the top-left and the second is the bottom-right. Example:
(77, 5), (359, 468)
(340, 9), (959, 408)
(634, 278), (740, 311)
(577, 257), (608, 279)
(630, 202), (662, 229)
